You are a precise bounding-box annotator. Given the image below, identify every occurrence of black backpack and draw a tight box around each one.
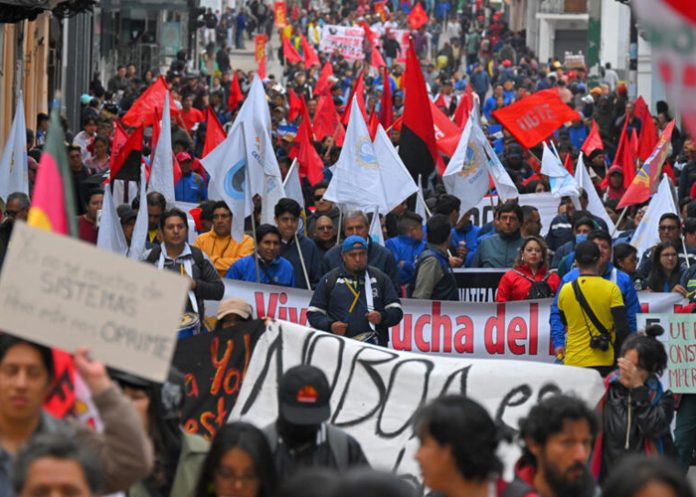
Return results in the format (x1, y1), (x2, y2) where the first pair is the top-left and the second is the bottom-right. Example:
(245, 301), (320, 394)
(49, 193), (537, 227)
(145, 244), (207, 272)
(512, 269), (554, 299)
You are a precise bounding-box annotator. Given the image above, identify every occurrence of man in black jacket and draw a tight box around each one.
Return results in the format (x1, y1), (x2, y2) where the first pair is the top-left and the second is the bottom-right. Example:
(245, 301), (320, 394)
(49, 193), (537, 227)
(145, 208), (224, 319)
(319, 211), (400, 292)
(409, 215), (458, 301)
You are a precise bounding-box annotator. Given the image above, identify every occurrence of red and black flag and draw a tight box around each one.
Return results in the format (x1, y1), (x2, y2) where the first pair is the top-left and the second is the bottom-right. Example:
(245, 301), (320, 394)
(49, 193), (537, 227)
(398, 41), (439, 180)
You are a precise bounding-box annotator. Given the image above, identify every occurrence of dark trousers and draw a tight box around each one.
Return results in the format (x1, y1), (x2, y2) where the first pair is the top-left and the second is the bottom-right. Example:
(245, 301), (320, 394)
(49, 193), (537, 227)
(675, 394), (696, 472)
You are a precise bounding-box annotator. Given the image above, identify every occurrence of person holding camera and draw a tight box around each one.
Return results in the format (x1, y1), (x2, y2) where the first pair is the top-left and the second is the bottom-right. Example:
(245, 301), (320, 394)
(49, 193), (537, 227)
(556, 241), (630, 377)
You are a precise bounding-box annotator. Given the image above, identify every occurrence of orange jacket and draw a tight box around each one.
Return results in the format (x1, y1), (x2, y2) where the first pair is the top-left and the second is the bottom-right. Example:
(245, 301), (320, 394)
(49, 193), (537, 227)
(193, 230), (254, 276)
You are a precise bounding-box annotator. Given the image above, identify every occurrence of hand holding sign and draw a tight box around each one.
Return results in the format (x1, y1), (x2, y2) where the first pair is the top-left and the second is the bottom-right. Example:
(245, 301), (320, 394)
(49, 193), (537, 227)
(73, 347), (110, 395)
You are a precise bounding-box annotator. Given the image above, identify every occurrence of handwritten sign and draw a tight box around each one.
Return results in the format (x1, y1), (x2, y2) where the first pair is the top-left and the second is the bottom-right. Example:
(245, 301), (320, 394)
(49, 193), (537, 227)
(638, 314), (696, 394)
(174, 319), (265, 439)
(0, 223), (190, 382)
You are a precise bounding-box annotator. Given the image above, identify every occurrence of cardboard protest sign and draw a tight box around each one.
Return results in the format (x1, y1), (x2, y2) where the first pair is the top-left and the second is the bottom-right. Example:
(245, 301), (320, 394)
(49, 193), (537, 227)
(230, 320), (605, 479)
(0, 223), (190, 382)
(208, 279), (684, 363)
(638, 314), (696, 394)
(174, 319), (265, 439)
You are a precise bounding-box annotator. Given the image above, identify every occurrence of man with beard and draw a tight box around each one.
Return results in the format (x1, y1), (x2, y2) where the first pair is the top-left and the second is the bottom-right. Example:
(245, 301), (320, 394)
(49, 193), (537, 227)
(512, 395), (598, 497)
(262, 365), (369, 479)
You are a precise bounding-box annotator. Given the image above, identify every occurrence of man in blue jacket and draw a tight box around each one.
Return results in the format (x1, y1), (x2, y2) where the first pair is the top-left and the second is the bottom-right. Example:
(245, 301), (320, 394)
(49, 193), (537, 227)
(174, 152), (208, 203)
(308, 236), (403, 346)
(549, 230), (639, 359)
(226, 224), (295, 287)
(385, 211), (426, 286)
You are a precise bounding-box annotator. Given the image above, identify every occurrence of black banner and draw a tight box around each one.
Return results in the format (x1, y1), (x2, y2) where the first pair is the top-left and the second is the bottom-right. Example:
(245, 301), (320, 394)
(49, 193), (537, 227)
(173, 319), (265, 439)
(453, 269), (506, 303)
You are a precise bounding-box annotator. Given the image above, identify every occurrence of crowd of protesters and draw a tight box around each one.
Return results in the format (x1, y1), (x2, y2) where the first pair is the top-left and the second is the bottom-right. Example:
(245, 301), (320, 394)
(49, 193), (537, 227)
(1, 0), (696, 493)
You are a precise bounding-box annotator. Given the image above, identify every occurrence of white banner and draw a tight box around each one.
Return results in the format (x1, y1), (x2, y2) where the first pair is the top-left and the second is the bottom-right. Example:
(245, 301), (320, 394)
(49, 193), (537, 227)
(230, 320), (605, 479)
(211, 279), (686, 362)
(319, 25), (367, 60)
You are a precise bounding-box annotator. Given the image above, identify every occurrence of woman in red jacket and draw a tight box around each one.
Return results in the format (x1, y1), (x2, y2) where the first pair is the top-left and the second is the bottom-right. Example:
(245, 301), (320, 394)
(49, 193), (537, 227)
(496, 236), (561, 302)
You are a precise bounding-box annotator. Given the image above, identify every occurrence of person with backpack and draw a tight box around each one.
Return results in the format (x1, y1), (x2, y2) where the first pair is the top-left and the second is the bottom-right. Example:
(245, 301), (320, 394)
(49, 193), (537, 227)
(145, 208), (224, 321)
(408, 214), (459, 301)
(496, 236), (560, 302)
(263, 365), (369, 480)
(308, 236), (403, 346)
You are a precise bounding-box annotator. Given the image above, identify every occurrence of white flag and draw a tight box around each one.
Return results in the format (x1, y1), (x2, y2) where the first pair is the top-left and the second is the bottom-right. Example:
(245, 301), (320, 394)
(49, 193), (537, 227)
(323, 97), (383, 212)
(148, 92), (176, 204)
(129, 166), (149, 260)
(415, 175), (430, 223)
(96, 185), (128, 255)
(443, 118), (488, 218)
(236, 76), (284, 224)
(202, 123), (251, 242)
(373, 124), (418, 211)
(541, 142), (579, 198)
(574, 153), (616, 233)
(0, 96), (28, 201)
(369, 207), (385, 245)
(631, 176), (677, 260)
(282, 160), (303, 209)
(443, 117), (518, 219)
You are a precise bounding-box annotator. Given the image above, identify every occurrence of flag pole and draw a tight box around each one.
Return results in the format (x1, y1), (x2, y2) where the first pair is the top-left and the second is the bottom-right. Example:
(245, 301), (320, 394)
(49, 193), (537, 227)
(336, 207), (343, 246)
(250, 210), (262, 283)
(611, 207), (629, 237)
(293, 233), (312, 288)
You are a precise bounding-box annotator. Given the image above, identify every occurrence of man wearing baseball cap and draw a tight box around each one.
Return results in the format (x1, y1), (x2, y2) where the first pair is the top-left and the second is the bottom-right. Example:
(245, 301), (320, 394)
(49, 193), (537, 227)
(307, 235), (403, 346)
(174, 151), (208, 203)
(263, 365), (368, 479)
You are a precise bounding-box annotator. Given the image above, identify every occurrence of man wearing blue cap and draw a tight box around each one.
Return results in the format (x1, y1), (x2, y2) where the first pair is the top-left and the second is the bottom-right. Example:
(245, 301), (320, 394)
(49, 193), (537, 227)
(308, 235), (403, 346)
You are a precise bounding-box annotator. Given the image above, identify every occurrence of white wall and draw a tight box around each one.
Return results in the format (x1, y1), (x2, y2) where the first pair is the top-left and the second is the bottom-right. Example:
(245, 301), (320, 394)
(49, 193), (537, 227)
(599, 0), (630, 73)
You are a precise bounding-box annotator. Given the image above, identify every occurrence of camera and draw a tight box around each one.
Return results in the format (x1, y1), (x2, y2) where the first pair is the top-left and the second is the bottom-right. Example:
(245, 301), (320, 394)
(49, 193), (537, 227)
(589, 334), (610, 351)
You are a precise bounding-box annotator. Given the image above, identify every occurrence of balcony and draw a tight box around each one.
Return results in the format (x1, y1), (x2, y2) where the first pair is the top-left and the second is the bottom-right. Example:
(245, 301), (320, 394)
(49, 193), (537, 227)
(539, 0), (587, 14)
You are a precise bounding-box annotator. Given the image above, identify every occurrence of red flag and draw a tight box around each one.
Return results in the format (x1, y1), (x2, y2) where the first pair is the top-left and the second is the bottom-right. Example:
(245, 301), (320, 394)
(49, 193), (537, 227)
(581, 120), (603, 156)
(291, 102), (324, 185)
(614, 126), (638, 188)
(314, 94), (345, 147)
(228, 72), (244, 111)
(110, 126), (143, 181)
(491, 89), (581, 149)
(122, 76), (179, 127)
(398, 41), (440, 177)
(288, 88), (303, 122)
(453, 84), (473, 128)
(274, 1), (287, 27)
(315, 61), (334, 96)
(563, 152), (574, 175)
(342, 71), (367, 126)
(617, 121), (676, 208)
(407, 2), (429, 29)
(301, 34), (320, 67)
(203, 107), (226, 158)
(432, 101), (462, 158)
(379, 66), (393, 129)
(255, 34), (268, 79)
(635, 96), (658, 162)
(368, 110), (380, 140)
(109, 121), (129, 173)
(283, 35), (303, 64)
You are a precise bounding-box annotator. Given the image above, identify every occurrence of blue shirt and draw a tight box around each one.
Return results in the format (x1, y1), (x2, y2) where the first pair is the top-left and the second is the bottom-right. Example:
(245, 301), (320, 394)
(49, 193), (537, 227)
(226, 254), (296, 287)
(450, 223), (481, 267)
(385, 235), (426, 285)
(175, 173), (208, 203)
(549, 263), (639, 349)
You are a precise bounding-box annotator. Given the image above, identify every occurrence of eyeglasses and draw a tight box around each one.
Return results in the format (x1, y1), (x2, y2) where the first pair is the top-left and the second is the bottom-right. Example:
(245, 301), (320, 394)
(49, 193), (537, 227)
(317, 225), (334, 232)
(659, 225), (678, 232)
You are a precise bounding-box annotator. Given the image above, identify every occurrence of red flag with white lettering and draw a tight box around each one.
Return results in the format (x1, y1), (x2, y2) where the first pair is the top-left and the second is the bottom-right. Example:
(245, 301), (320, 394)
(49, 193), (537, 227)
(491, 89), (580, 149)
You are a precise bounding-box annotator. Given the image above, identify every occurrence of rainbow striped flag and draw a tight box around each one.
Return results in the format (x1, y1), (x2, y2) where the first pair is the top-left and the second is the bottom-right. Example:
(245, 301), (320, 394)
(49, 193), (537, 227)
(27, 103), (77, 236)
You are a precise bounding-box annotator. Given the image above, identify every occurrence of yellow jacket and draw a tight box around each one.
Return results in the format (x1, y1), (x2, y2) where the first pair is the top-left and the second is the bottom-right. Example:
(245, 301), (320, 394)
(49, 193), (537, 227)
(193, 230), (254, 276)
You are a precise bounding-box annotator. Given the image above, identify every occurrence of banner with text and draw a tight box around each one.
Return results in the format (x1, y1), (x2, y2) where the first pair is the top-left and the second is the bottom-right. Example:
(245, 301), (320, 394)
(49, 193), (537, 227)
(174, 319), (265, 439)
(470, 192), (561, 236)
(211, 280), (685, 362)
(319, 25), (366, 60)
(230, 320), (606, 478)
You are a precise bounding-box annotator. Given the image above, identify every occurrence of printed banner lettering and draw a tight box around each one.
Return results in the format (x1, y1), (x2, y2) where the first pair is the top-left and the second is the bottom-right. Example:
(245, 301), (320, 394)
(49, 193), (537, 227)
(453, 268), (505, 302)
(255, 34), (268, 63)
(319, 25), (367, 60)
(208, 280), (685, 362)
(274, 1), (287, 28)
(230, 320), (605, 478)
